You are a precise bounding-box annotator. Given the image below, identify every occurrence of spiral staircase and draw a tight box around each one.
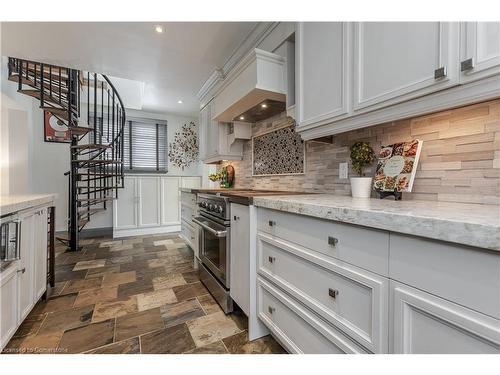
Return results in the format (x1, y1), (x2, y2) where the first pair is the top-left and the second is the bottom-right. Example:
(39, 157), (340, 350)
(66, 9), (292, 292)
(7, 57), (126, 251)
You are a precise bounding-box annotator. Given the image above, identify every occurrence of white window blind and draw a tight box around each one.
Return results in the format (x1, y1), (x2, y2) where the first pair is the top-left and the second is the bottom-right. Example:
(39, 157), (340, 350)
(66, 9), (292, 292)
(123, 119), (168, 172)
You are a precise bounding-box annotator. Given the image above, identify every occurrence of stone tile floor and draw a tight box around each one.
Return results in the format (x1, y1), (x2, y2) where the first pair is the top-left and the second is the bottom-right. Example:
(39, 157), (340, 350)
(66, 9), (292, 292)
(3, 234), (286, 354)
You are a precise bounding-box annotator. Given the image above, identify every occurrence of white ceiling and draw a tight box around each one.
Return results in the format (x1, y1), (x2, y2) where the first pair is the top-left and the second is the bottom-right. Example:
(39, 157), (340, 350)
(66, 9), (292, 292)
(1, 22), (259, 116)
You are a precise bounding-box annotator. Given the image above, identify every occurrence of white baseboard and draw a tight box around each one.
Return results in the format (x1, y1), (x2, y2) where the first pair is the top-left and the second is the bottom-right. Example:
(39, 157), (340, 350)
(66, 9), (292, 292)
(113, 225), (181, 238)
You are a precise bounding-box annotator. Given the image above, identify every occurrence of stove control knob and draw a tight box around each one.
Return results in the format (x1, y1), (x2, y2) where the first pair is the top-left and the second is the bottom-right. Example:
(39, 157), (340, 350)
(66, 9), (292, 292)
(198, 202), (204, 207)
(208, 203), (215, 211)
(216, 205), (224, 214)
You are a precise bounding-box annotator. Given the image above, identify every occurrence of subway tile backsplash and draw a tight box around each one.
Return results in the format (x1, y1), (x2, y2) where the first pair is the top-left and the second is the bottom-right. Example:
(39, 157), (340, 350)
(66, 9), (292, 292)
(220, 99), (500, 205)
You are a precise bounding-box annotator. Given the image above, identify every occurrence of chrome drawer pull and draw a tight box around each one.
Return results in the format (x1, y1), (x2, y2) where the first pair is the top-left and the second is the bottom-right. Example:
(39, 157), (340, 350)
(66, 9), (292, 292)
(329, 288), (339, 299)
(268, 220), (276, 227)
(434, 66), (447, 79)
(268, 306), (275, 314)
(328, 236), (338, 246)
(268, 256), (276, 264)
(17, 267), (26, 274)
(461, 58), (474, 72)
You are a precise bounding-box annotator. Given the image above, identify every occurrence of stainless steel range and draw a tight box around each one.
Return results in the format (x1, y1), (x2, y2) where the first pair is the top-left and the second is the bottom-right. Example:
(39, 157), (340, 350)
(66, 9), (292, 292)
(193, 193), (233, 313)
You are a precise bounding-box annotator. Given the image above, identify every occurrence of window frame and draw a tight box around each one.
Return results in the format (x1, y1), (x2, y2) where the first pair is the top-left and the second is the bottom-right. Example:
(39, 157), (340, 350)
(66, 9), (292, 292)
(123, 116), (169, 174)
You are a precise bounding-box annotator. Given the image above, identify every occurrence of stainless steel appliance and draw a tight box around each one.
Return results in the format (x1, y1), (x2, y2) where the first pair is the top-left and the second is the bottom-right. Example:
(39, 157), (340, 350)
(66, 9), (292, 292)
(193, 193), (233, 313)
(0, 214), (21, 271)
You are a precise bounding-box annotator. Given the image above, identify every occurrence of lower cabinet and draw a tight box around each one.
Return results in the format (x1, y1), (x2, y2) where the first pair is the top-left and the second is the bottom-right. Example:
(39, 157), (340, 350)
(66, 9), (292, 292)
(391, 281), (500, 354)
(257, 232), (389, 353)
(18, 211), (34, 321)
(113, 175), (201, 238)
(33, 208), (48, 301)
(230, 203), (251, 316)
(258, 276), (368, 354)
(179, 191), (200, 266)
(0, 205), (50, 351)
(0, 264), (19, 350)
(255, 207), (499, 354)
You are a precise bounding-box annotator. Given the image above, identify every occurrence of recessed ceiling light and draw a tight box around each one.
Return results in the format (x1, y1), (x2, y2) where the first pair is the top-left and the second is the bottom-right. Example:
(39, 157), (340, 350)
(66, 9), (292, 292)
(177, 100), (183, 104)
(261, 103), (268, 108)
(239, 116), (245, 120)
(155, 25), (163, 34)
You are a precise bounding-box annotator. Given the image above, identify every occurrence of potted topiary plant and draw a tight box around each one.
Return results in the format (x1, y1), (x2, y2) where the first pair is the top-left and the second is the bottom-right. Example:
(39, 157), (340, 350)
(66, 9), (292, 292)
(349, 141), (376, 198)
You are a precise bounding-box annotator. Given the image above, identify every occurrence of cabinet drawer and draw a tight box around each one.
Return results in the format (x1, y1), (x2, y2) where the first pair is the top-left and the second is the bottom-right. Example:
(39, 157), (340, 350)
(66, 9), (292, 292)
(389, 234), (500, 319)
(181, 203), (194, 222)
(180, 219), (197, 250)
(258, 276), (368, 354)
(181, 191), (196, 207)
(258, 232), (388, 353)
(257, 208), (389, 276)
(391, 281), (500, 354)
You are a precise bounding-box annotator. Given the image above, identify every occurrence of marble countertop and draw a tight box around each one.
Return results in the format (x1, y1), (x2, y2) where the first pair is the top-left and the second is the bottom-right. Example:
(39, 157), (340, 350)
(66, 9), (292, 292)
(0, 194), (57, 216)
(253, 194), (500, 251)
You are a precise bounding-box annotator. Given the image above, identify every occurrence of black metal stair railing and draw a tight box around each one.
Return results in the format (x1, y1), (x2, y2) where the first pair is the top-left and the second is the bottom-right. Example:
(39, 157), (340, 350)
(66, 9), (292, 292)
(7, 57), (126, 252)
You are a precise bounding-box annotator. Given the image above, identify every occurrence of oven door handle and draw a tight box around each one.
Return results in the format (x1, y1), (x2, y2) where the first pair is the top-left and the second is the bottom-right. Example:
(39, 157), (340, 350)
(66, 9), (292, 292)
(193, 217), (227, 238)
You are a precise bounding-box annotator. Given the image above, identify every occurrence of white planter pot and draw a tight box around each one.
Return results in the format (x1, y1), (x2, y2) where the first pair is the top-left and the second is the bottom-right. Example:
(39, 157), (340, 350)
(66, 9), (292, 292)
(350, 177), (373, 198)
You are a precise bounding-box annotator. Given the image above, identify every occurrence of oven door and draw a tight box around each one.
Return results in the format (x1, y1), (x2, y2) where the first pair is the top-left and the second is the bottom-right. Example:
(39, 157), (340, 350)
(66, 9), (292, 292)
(193, 216), (230, 288)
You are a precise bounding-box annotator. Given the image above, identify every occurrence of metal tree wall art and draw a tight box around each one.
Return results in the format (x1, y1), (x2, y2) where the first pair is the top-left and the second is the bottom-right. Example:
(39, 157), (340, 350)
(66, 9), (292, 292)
(168, 121), (199, 170)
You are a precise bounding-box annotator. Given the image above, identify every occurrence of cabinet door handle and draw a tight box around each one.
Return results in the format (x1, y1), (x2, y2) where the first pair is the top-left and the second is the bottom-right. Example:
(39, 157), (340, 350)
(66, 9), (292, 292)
(17, 267), (26, 274)
(233, 215), (239, 221)
(268, 256), (276, 264)
(461, 58), (474, 72)
(268, 220), (276, 227)
(328, 236), (338, 247)
(268, 306), (276, 314)
(434, 66), (447, 79)
(328, 288), (339, 300)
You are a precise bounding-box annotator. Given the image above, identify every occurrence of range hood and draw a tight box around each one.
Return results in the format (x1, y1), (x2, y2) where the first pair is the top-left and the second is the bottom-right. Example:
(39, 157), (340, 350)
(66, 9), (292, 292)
(212, 48), (287, 123)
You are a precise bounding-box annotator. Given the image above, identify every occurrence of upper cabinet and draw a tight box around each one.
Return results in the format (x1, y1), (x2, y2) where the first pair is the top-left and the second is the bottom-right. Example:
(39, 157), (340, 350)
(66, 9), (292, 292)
(353, 22), (459, 112)
(460, 22), (500, 83)
(295, 22), (500, 139)
(199, 99), (249, 164)
(296, 22), (349, 129)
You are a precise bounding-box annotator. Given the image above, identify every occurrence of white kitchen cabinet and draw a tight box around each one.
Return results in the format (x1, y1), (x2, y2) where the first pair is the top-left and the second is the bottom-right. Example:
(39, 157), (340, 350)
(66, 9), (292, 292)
(460, 22), (500, 83)
(18, 211), (34, 321)
(391, 281), (500, 354)
(353, 22), (459, 112)
(161, 177), (180, 226)
(0, 264), (19, 350)
(137, 177), (161, 228)
(295, 22), (500, 139)
(1, 204), (50, 351)
(180, 191), (200, 265)
(296, 22), (349, 129)
(230, 203), (251, 316)
(229, 203), (269, 341)
(199, 100), (244, 164)
(258, 276), (368, 354)
(255, 206), (499, 354)
(114, 176), (137, 230)
(113, 175), (201, 238)
(257, 232), (389, 353)
(33, 208), (48, 301)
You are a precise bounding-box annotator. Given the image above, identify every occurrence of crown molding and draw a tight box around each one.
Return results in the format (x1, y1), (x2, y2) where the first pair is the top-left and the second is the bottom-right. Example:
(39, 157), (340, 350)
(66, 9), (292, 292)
(196, 22), (280, 104)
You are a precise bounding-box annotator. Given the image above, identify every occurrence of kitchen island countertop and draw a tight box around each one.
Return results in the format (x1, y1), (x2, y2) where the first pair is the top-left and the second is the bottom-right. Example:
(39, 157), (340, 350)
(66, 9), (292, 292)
(0, 194), (57, 216)
(252, 194), (500, 251)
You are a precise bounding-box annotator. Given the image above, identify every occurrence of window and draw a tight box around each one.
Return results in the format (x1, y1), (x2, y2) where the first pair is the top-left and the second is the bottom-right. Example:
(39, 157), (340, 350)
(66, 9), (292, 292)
(123, 119), (168, 173)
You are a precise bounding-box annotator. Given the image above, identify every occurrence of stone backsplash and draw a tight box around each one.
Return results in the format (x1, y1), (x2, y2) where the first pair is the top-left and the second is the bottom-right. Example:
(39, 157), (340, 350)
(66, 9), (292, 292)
(219, 98), (500, 205)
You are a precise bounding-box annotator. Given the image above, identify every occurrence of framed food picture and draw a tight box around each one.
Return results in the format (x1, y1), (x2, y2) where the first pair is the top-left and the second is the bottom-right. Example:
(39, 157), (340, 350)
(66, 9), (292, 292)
(44, 111), (71, 143)
(373, 139), (423, 193)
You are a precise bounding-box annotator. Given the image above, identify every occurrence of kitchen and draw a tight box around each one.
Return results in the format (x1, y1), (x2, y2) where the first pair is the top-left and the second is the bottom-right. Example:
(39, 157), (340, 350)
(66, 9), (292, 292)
(0, 8), (499, 371)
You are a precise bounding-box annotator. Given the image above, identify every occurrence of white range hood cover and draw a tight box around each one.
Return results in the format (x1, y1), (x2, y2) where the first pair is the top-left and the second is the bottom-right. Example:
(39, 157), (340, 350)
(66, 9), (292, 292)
(212, 48), (286, 122)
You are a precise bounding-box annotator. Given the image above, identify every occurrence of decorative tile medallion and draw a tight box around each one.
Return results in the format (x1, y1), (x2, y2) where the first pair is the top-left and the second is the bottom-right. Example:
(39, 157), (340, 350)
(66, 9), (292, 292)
(252, 124), (305, 176)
